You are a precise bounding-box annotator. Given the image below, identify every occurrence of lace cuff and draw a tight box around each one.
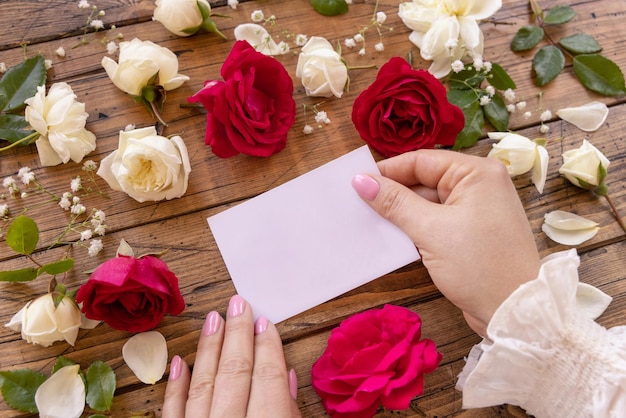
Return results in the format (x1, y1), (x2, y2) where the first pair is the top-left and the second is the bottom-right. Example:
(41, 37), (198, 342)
(456, 249), (626, 418)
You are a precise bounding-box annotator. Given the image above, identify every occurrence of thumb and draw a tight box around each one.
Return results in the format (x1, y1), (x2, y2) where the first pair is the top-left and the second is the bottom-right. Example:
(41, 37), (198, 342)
(351, 173), (434, 244)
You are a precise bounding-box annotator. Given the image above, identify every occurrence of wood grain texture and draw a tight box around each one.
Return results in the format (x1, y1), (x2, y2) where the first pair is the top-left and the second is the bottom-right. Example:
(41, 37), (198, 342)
(0, 0), (625, 417)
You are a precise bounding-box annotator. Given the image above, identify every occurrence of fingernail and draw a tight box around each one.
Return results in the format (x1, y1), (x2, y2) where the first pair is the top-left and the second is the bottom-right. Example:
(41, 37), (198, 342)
(203, 311), (221, 336)
(228, 294), (246, 317)
(352, 174), (379, 201)
(288, 368), (298, 400)
(255, 316), (269, 335)
(169, 355), (182, 381)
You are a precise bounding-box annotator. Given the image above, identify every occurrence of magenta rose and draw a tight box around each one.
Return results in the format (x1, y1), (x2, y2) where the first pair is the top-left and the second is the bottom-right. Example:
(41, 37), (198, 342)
(75, 255), (185, 333)
(352, 57), (464, 157)
(311, 305), (442, 418)
(188, 40), (296, 158)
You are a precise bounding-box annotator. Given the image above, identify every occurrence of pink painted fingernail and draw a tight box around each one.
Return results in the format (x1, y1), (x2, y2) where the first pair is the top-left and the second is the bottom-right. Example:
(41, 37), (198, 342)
(351, 174), (379, 201)
(255, 316), (269, 335)
(288, 368), (298, 400)
(169, 355), (182, 381)
(203, 311), (221, 336)
(228, 295), (246, 317)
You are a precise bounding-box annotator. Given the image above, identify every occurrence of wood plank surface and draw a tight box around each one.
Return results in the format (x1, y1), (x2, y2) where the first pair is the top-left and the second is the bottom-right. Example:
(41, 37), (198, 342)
(1, 0), (625, 417)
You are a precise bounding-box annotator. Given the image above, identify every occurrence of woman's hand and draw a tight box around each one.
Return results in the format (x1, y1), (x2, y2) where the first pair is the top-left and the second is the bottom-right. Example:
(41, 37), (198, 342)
(163, 295), (301, 418)
(352, 149), (542, 335)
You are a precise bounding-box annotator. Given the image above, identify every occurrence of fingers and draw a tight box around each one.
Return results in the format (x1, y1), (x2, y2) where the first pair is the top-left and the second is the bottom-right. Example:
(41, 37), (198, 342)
(163, 355), (192, 418)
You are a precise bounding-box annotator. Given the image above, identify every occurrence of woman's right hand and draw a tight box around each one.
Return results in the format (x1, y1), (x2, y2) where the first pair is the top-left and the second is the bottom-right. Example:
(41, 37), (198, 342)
(352, 149), (542, 335)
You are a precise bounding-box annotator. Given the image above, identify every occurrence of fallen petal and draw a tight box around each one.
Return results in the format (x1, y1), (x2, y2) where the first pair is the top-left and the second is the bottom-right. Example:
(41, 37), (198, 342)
(122, 331), (168, 384)
(35, 365), (85, 418)
(532, 145), (549, 194)
(576, 282), (612, 320)
(542, 210), (599, 245)
(556, 101), (609, 132)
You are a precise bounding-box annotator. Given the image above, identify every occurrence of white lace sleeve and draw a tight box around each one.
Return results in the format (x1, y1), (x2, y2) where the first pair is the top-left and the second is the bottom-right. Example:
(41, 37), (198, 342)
(456, 249), (626, 418)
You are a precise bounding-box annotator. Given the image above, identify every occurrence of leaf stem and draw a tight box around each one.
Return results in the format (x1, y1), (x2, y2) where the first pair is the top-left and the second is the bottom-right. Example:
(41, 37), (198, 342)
(603, 193), (626, 234)
(0, 132), (40, 152)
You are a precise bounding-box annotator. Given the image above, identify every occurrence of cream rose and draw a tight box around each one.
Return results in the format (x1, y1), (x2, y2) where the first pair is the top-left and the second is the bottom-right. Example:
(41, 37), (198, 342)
(559, 139), (610, 189)
(5, 294), (82, 347)
(24, 82), (96, 167)
(153, 0), (209, 37)
(97, 126), (191, 202)
(296, 37), (348, 98)
(101, 38), (189, 96)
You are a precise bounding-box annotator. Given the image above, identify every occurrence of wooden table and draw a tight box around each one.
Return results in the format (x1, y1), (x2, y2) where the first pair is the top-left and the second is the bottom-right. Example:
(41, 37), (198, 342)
(1, 0), (625, 416)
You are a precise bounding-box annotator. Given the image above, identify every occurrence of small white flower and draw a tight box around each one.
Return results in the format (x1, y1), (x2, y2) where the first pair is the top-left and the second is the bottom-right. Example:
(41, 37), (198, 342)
(0, 62), (6, 73)
(59, 197), (72, 210)
(506, 104), (516, 113)
(374, 42), (384, 52)
(376, 11), (387, 24)
(93, 210), (106, 222)
(479, 95), (491, 106)
(71, 176), (82, 192)
(251, 10), (264, 22)
(106, 41), (118, 55)
(44, 59), (52, 70)
(485, 85), (495, 96)
(540, 110), (552, 122)
(483, 61), (492, 72)
(295, 34), (308, 47)
(80, 229), (93, 241)
(516, 101), (527, 110)
(303, 125), (314, 135)
(90, 19), (104, 30)
(278, 41), (290, 54)
(523, 111), (532, 119)
(344, 38), (356, 48)
(71, 203), (86, 215)
(78, 0), (90, 9)
(63, 192), (72, 199)
(451, 60), (464, 73)
(473, 56), (483, 71)
(315, 111), (329, 124)
(540, 124), (550, 134)
(358, 47), (366, 56)
(124, 124), (136, 131)
(227, 0), (239, 9)
(88, 239), (103, 256)
(20, 192), (28, 199)
(504, 88), (516, 102)
(2, 176), (16, 189)
(0, 204), (8, 217)
(55, 47), (66, 57)
(72, 196), (80, 204)
(18, 167), (35, 185)
(83, 160), (97, 171)
(444, 38), (458, 50)
(94, 224), (107, 236)
(354, 33), (364, 42)
(98, 10), (105, 16)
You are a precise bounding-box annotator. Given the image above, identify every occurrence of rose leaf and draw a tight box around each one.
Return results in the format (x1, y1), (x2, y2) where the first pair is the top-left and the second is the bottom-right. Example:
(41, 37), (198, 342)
(484, 93), (509, 132)
(573, 54), (626, 96)
(447, 89), (478, 109)
(0, 267), (38, 282)
(559, 33), (602, 55)
(488, 63), (516, 90)
(38, 258), (74, 276)
(448, 65), (484, 90)
(511, 25), (544, 52)
(533, 45), (565, 86)
(0, 114), (36, 143)
(0, 369), (47, 413)
(52, 356), (78, 375)
(543, 5), (576, 25)
(453, 101), (484, 150)
(310, 0), (349, 16)
(86, 361), (116, 412)
(5, 215), (39, 255)
(0, 55), (46, 114)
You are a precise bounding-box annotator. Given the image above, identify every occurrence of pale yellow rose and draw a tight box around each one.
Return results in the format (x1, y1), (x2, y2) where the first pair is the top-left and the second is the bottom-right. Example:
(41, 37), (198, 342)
(153, 0), (210, 37)
(296, 37), (348, 98)
(559, 139), (610, 189)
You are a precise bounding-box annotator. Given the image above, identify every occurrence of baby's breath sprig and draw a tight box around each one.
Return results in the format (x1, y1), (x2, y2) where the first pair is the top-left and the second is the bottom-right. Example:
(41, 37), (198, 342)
(301, 102), (331, 135)
(343, 0), (392, 56)
(72, 0), (123, 51)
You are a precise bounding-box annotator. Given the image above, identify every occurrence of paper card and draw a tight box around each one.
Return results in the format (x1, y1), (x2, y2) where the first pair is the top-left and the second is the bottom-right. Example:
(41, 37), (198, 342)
(207, 145), (420, 323)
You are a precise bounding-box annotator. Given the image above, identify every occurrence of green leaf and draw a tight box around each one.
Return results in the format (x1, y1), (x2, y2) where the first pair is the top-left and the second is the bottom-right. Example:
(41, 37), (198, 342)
(52, 356), (78, 374)
(0, 55), (46, 113)
(0, 114), (35, 143)
(89, 415), (109, 418)
(533, 45), (565, 86)
(310, 0), (349, 16)
(484, 93), (509, 132)
(573, 54), (626, 96)
(86, 361), (116, 412)
(448, 66), (484, 90)
(0, 369), (47, 413)
(38, 258), (74, 276)
(511, 25), (544, 51)
(453, 101), (484, 150)
(559, 33), (602, 54)
(488, 62), (516, 90)
(447, 89), (478, 110)
(0, 267), (39, 282)
(544, 5), (576, 25)
(6, 215), (39, 255)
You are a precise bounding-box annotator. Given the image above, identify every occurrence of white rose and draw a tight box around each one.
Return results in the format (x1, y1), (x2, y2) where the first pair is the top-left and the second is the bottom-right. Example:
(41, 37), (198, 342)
(559, 139), (610, 189)
(398, 0), (440, 33)
(153, 0), (210, 37)
(5, 294), (82, 347)
(24, 82), (96, 167)
(101, 38), (189, 96)
(97, 126), (192, 202)
(296, 37), (348, 98)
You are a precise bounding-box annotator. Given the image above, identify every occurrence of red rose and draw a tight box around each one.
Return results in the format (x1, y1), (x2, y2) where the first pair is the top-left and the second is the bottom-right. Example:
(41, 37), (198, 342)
(311, 305), (442, 418)
(188, 40), (296, 158)
(352, 57), (464, 157)
(75, 255), (185, 333)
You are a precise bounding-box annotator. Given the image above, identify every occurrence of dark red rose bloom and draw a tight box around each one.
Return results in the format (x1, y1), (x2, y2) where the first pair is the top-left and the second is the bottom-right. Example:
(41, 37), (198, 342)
(75, 255), (185, 333)
(188, 40), (296, 158)
(352, 57), (464, 157)
(311, 305), (442, 418)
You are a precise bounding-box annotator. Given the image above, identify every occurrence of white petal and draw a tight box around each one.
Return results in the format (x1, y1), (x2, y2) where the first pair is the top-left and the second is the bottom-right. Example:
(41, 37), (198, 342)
(556, 101), (609, 132)
(122, 331), (168, 384)
(35, 365), (85, 418)
(544, 210), (599, 230)
(576, 282), (612, 320)
(234, 24), (281, 55)
(542, 210), (600, 245)
(532, 145), (549, 194)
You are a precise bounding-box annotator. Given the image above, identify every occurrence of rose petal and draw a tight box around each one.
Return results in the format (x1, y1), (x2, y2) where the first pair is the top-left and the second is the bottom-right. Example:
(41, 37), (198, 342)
(576, 282), (612, 320)
(122, 331), (168, 384)
(542, 210), (600, 245)
(35, 365), (85, 418)
(532, 145), (549, 194)
(556, 101), (609, 132)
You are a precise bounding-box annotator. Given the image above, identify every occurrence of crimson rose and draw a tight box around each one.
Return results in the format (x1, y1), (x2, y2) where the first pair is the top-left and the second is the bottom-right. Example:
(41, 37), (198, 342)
(188, 40), (296, 158)
(352, 57), (464, 157)
(311, 305), (442, 418)
(75, 255), (185, 332)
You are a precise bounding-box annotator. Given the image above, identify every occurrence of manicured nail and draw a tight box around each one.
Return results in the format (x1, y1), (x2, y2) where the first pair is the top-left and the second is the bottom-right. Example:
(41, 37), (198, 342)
(255, 316), (269, 335)
(169, 355), (182, 381)
(288, 368), (298, 400)
(203, 311), (221, 336)
(352, 174), (379, 201)
(228, 294), (246, 317)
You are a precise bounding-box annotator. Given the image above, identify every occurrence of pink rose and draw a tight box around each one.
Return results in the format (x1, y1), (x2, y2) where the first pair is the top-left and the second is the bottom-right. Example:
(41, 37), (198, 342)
(76, 255), (185, 332)
(311, 305), (442, 417)
(188, 40), (296, 158)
